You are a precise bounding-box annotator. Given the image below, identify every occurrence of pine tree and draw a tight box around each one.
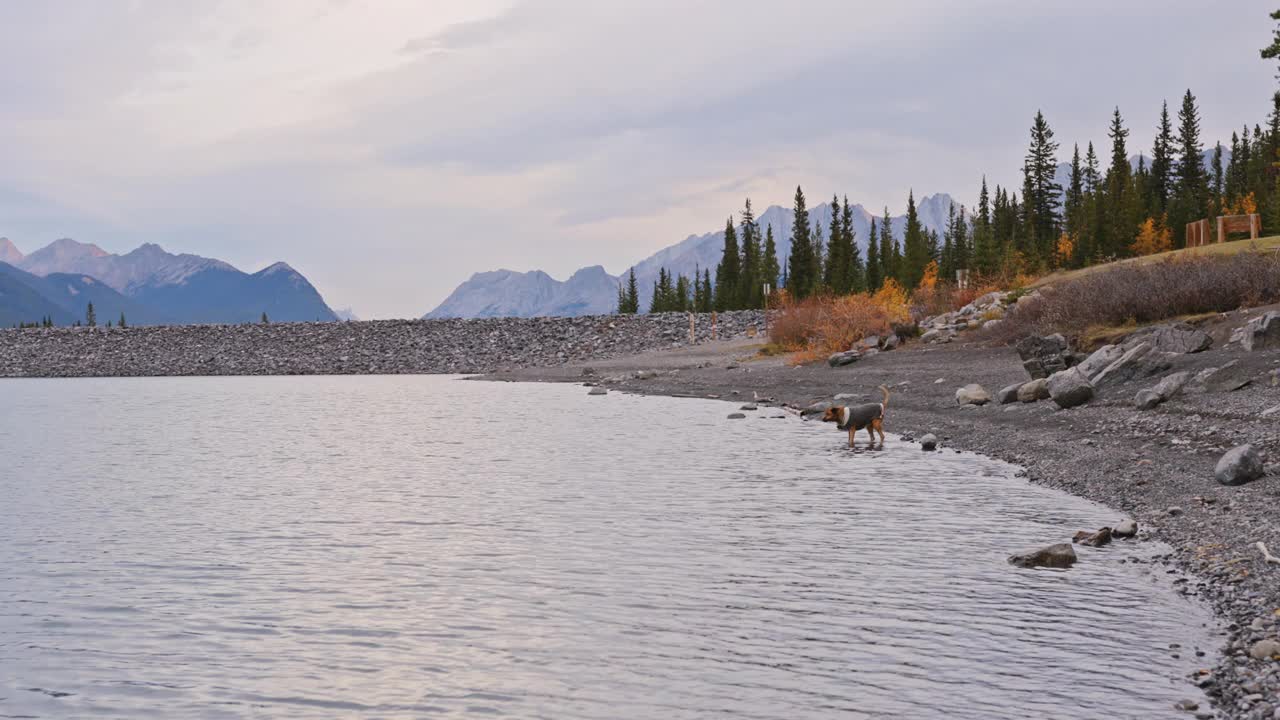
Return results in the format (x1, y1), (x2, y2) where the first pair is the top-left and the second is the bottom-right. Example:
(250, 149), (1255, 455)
(1170, 89), (1208, 246)
(714, 217), (740, 310)
(1149, 101), (1175, 216)
(86, 302), (96, 328)
(972, 177), (997, 275)
(786, 186), (815, 298)
(261, 311), (269, 324)
(843, 197), (864, 292)
(1103, 107), (1136, 257)
(616, 282), (627, 314)
(701, 269), (714, 312)
(118, 312), (127, 329)
(1023, 111), (1063, 267)
(1262, 9), (1280, 76)
(879, 206), (895, 285)
(823, 194), (846, 293)
(626, 268), (639, 313)
(1211, 143), (1225, 217)
(940, 203), (956, 281)
(865, 217), (882, 290)
(900, 190), (930, 288)
(737, 198), (762, 309)
(810, 221), (826, 296)
(674, 274), (691, 312)
(761, 225), (781, 293)
(1063, 144), (1084, 266)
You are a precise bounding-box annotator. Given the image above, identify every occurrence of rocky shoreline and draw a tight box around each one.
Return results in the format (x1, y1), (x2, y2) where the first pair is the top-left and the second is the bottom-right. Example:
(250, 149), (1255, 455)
(483, 306), (1280, 720)
(0, 311), (765, 377)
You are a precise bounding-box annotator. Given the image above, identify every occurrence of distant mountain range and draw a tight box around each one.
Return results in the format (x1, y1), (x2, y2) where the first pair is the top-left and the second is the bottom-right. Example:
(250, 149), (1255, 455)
(0, 237), (336, 326)
(425, 193), (959, 318)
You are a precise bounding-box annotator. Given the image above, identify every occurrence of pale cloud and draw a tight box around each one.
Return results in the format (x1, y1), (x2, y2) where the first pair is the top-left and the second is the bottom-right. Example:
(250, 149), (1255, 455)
(0, 0), (1274, 317)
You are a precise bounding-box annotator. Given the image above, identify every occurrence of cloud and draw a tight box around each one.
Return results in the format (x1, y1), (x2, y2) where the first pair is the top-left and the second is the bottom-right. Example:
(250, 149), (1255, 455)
(0, 0), (1275, 317)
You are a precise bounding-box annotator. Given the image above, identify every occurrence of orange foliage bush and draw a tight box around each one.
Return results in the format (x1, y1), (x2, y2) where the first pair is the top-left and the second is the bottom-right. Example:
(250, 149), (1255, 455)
(1225, 192), (1258, 216)
(768, 284), (910, 363)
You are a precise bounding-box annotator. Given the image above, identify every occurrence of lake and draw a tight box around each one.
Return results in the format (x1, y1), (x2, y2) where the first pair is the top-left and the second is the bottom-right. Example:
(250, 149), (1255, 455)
(0, 375), (1217, 718)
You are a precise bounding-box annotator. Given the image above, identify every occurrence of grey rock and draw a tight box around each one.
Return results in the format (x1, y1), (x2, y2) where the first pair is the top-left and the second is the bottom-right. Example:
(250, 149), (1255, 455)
(1092, 342), (1174, 386)
(1125, 322), (1213, 354)
(1072, 527), (1113, 547)
(1008, 543), (1077, 569)
(919, 433), (938, 451)
(996, 383), (1022, 404)
(587, 386), (607, 395)
(1203, 360), (1254, 393)
(727, 413), (747, 420)
(1112, 519), (1138, 538)
(1151, 370), (1191, 400)
(1241, 311), (1280, 351)
(828, 350), (861, 367)
(1077, 344), (1123, 381)
(1017, 378), (1050, 403)
(881, 333), (900, 350)
(1249, 638), (1280, 660)
(1134, 389), (1163, 410)
(920, 328), (955, 344)
(858, 335), (880, 350)
(1215, 444), (1266, 486)
(1047, 367), (1094, 409)
(634, 369), (659, 380)
(1016, 333), (1074, 379)
(955, 383), (992, 406)
(739, 404), (757, 411)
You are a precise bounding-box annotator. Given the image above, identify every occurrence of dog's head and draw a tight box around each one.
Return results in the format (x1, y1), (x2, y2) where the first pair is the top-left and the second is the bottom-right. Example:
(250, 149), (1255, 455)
(820, 406), (845, 423)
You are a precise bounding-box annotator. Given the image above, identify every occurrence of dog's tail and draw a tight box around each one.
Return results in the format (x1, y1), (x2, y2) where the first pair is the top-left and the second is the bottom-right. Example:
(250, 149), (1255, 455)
(878, 385), (890, 412)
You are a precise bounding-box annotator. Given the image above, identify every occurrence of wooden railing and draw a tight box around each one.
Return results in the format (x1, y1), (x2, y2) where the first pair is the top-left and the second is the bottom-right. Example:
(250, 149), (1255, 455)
(1186, 214), (1261, 247)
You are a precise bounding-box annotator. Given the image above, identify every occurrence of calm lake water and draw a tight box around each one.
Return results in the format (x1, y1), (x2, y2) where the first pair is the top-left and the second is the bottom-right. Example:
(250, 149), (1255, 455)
(1, 376), (1217, 719)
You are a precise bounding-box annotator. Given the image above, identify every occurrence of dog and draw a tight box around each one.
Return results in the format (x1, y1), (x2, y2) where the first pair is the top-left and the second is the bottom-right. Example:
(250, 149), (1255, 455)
(820, 385), (890, 448)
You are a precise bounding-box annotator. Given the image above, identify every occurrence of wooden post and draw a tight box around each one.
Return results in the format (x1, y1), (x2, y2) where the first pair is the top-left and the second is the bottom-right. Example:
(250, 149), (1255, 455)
(1252, 213), (1261, 240)
(1216, 216), (1225, 245)
(688, 312), (695, 344)
(762, 283), (771, 336)
(711, 311), (717, 341)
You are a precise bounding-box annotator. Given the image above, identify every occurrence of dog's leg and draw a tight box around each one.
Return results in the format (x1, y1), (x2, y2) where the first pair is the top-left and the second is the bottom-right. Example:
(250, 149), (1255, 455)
(848, 426), (856, 448)
(873, 419), (885, 448)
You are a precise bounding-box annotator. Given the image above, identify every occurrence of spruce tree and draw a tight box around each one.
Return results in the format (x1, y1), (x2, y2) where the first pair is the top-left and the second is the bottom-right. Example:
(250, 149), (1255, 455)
(1150, 101), (1175, 216)
(737, 199), (762, 309)
(786, 186), (814, 298)
(865, 217), (881, 290)
(823, 194), (846, 293)
(1171, 89), (1208, 246)
(761, 225), (781, 293)
(1103, 107), (1135, 257)
(1261, 9), (1280, 77)
(879, 207), (894, 285)
(626, 268), (639, 313)
(1064, 144), (1084, 265)
(701, 269), (714, 312)
(86, 302), (96, 328)
(714, 217), (740, 310)
(810, 221), (826, 296)
(972, 177), (996, 275)
(1211, 143), (1225, 217)
(1023, 111), (1063, 266)
(118, 312), (127, 329)
(901, 191), (930, 288)
(843, 197), (864, 292)
(674, 274), (691, 312)
(940, 203), (956, 281)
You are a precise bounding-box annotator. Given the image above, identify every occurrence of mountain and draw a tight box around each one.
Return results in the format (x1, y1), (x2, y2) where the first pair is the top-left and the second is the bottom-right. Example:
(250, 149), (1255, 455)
(334, 307), (360, 321)
(0, 263), (74, 326)
(3, 238), (337, 324)
(0, 237), (23, 265)
(424, 193), (960, 318)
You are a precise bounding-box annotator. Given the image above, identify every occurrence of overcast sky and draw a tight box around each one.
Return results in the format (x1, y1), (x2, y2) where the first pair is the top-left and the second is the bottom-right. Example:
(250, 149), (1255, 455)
(0, 1), (1275, 317)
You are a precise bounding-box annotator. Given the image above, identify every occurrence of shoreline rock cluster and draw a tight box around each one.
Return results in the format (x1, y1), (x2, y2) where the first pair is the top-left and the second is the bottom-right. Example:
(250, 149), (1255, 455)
(0, 311), (766, 378)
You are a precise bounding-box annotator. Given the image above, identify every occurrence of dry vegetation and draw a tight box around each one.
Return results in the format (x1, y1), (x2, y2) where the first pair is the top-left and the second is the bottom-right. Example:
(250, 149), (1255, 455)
(988, 252), (1280, 344)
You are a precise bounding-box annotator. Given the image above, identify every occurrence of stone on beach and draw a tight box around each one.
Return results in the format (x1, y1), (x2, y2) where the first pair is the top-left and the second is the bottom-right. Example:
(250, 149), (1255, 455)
(1016, 334), (1074, 379)
(919, 433), (938, 451)
(727, 413), (747, 420)
(1072, 527), (1113, 547)
(1215, 444), (1265, 486)
(587, 386), (607, 395)
(1240, 311), (1280, 352)
(1249, 638), (1280, 660)
(955, 383), (991, 406)
(828, 350), (861, 367)
(1047, 367), (1094, 409)
(996, 383), (1022, 405)
(1112, 519), (1138, 538)
(1017, 378), (1050, 403)
(1008, 543), (1077, 569)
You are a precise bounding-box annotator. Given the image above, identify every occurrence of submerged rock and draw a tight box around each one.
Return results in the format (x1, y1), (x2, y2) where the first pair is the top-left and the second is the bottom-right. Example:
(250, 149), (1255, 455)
(726, 413), (747, 420)
(1215, 444), (1265, 486)
(919, 433), (938, 451)
(1072, 527), (1113, 547)
(587, 386), (607, 396)
(1008, 543), (1077, 569)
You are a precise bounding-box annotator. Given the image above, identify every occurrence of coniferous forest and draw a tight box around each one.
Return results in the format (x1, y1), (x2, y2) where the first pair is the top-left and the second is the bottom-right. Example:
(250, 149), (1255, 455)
(620, 9), (1280, 314)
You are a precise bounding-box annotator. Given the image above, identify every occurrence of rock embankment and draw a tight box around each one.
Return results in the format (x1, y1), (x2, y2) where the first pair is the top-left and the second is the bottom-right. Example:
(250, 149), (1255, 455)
(0, 311), (766, 378)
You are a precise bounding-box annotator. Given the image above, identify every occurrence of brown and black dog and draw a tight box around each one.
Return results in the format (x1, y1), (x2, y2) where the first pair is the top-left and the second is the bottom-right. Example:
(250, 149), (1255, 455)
(820, 386), (890, 448)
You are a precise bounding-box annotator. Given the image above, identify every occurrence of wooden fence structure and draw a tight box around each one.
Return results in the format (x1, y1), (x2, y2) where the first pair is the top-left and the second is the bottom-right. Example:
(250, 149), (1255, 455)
(1187, 213), (1261, 247)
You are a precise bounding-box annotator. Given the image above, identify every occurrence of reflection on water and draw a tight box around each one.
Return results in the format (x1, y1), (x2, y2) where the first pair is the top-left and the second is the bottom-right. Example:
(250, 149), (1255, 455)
(0, 376), (1216, 718)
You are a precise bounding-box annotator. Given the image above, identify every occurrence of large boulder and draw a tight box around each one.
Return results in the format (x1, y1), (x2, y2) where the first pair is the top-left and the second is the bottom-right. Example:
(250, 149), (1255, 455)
(955, 383), (992, 406)
(1008, 543), (1077, 569)
(1134, 389), (1163, 410)
(1134, 370), (1191, 410)
(997, 382), (1023, 405)
(1214, 444), (1266, 486)
(1091, 342), (1174, 387)
(1202, 360), (1253, 393)
(1047, 368), (1095, 409)
(1241, 311), (1280, 352)
(1017, 378), (1050, 403)
(1016, 334), (1075, 379)
(1077, 344), (1124, 381)
(1124, 322), (1212, 354)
